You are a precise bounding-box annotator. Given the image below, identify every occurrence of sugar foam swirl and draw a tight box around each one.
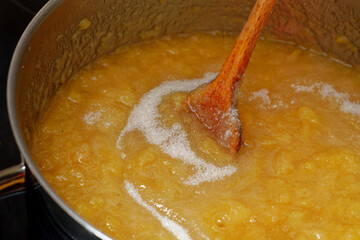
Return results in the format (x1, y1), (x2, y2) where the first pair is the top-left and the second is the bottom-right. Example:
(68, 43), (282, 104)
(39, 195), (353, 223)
(291, 82), (360, 117)
(117, 73), (237, 185)
(125, 181), (192, 240)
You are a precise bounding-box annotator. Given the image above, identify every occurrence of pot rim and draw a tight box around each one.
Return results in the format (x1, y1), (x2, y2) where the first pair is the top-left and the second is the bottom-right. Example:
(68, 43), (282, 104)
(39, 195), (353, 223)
(6, 1), (112, 239)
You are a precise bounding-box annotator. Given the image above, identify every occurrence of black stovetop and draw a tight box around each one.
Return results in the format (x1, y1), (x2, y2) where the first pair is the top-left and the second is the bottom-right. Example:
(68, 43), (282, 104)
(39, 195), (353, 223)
(0, 1), (71, 239)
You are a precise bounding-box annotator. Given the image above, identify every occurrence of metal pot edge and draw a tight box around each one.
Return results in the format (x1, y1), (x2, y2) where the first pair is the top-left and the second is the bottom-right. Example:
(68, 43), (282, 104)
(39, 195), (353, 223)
(6, 0), (113, 239)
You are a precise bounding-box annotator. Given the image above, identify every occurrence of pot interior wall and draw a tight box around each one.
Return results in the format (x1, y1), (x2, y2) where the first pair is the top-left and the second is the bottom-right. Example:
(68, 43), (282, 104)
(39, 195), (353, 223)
(15, 0), (360, 144)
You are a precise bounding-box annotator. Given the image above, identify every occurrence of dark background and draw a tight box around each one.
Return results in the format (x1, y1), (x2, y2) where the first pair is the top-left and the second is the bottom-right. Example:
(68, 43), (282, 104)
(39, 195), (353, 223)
(0, 1), (61, 239)
(0, 1), (36, 170)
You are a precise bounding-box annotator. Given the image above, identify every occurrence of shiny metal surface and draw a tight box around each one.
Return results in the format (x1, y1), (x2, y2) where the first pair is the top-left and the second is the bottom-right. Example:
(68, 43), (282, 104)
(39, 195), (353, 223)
(7, 0), (112, 239)
(0, 156), (25, 197)
(6, 0), (360, 239)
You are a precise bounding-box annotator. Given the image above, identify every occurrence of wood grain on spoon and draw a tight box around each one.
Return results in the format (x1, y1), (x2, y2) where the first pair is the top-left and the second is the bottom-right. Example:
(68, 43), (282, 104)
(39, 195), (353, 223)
(187, 0), (277, 153)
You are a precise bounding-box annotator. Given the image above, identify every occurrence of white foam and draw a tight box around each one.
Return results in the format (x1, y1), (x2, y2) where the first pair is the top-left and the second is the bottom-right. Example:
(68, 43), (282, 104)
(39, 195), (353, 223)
(318, 83), (348, 102)
(249, 89), (271, 105)
(340, 101), (360, 116)
(117, 73), (237, 185)
(248, 88), (285, 109)
(291, 83), (316, 93)
(83, 110), (102, 125)
(291, 82), (360, 117)
(125, 181), (192, 240)
(211, 107), (241, 145)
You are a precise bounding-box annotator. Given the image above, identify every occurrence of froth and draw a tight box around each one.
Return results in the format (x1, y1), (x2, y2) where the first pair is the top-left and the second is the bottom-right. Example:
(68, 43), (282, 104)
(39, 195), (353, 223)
(249, 88), (285, 109)
(249, 89), (271, 105)
(125, 181), (192, 240)
(83, 110), (102, 125)
(291, 82), (360, 117)
(117, 73), (237, 185)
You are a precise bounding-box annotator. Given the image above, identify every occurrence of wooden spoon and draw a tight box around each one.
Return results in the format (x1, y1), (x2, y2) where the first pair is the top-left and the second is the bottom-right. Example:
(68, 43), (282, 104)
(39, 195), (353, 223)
(187, 0), (277, 153)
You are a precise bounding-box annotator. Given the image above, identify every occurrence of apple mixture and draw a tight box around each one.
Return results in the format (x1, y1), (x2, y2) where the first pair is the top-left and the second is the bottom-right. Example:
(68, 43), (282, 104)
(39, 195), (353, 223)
(31, 33), (360, 239)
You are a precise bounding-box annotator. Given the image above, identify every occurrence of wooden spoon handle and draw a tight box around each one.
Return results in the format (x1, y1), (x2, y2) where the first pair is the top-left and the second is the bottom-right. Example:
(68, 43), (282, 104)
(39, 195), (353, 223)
(187, 0), (277, 152)
(209, 0), (278, 109)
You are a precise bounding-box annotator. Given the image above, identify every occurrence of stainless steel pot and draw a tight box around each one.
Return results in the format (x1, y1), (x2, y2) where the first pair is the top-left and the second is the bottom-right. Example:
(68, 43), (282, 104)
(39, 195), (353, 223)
(4, 0), (360, 239)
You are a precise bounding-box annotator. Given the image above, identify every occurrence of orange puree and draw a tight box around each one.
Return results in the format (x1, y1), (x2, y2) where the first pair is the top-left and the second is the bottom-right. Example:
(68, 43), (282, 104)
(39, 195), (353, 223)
(31, 33), (360, 239)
